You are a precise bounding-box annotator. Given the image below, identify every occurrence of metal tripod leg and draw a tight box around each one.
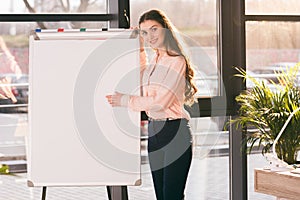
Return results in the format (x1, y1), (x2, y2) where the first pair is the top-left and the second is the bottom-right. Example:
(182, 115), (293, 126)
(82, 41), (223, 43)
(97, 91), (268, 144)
(106, 186), (128, 200)
(41, 186), (47, 200)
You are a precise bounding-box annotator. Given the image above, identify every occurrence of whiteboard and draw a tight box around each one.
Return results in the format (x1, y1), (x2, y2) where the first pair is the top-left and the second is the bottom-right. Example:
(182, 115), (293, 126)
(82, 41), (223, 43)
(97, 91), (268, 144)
(27, 30), (141, 187)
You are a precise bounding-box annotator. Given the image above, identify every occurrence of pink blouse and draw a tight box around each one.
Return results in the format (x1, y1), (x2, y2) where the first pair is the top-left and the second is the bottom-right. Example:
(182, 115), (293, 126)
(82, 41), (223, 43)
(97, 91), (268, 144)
(123, 51), (190, 120)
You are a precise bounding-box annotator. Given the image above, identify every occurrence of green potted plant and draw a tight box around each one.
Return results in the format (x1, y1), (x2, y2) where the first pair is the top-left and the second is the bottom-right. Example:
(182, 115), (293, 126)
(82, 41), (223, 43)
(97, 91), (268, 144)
(232, 63), (300, 164)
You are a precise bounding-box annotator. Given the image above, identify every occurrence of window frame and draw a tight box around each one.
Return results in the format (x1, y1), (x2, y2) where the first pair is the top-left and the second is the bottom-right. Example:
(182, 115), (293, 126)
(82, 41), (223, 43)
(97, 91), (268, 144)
(0, 0), (130, 28)
(4, 1), (300, 199)
(231, 1), (300, 200)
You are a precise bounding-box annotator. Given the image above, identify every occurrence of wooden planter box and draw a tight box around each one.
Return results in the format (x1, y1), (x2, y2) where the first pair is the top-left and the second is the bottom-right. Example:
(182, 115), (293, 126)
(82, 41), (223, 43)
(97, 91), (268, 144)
(254, 168), (300, 200)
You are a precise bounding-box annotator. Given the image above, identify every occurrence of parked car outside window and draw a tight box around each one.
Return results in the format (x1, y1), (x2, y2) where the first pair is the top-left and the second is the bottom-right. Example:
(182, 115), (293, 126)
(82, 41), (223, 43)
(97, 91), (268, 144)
(0, 74), (28, 113)
(252, 62), (298, 84)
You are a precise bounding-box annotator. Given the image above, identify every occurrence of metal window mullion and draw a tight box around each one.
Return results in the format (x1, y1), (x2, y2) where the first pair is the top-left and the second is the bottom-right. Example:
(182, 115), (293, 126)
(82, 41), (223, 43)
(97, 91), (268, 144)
(108, 0), (130, 28)
(220, 0), (247, 199)
(245, 15), (300, 22)
(0, 14), (115, 22)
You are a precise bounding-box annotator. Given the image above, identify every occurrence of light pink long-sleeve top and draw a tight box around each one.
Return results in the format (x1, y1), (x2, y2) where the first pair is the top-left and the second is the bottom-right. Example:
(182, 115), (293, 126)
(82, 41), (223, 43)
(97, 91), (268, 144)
(124, 51), (190, 120)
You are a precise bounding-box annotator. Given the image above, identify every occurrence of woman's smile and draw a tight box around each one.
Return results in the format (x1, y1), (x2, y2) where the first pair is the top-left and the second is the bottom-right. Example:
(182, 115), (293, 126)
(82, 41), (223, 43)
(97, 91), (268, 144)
(150, 38), (158, 45)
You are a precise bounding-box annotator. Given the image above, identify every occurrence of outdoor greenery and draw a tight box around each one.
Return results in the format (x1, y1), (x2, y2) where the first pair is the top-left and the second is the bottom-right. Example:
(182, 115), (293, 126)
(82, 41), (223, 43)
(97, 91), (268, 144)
(0, 164), (9, 174)
(232, 63), (300, 164)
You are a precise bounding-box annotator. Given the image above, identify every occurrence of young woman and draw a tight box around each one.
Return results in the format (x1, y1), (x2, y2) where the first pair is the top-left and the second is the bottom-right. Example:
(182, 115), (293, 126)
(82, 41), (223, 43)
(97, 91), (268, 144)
(106, 9), (198, 200)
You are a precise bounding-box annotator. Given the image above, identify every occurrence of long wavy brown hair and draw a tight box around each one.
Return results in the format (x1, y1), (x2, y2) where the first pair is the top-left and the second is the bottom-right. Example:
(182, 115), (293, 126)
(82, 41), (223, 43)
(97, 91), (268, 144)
(139, 9), (198, 106)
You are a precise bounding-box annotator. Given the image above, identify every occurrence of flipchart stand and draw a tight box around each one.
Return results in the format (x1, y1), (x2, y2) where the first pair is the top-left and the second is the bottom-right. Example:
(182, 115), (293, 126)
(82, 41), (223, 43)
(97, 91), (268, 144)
(28, 29), (140, 200)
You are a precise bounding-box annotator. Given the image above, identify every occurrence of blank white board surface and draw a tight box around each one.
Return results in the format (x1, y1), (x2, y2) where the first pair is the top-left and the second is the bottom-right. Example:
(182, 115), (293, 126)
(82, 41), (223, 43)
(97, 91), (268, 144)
(27, 30), (141, 187)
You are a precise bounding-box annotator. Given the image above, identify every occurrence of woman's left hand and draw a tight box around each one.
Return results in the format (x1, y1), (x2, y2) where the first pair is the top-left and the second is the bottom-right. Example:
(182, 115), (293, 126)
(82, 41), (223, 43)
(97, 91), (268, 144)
(105, 92), (124, 107)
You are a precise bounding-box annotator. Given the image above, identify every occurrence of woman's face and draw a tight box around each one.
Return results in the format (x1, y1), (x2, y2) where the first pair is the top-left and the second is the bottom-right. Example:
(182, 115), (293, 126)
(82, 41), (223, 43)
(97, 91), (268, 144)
(139, 20), (165, 50)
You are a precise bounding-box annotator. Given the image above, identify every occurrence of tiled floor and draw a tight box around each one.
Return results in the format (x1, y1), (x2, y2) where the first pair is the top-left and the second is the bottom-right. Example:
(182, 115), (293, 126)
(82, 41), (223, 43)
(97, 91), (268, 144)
(0, 154), (275, 200)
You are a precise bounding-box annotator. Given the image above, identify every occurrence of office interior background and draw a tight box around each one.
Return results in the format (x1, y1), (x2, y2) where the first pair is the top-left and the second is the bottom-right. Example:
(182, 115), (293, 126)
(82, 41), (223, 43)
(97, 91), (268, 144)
(0, 0), (300, 199)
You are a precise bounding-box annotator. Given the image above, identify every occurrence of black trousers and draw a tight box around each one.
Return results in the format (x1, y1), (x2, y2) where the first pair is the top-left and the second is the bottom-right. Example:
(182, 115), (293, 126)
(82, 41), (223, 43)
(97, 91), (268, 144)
(148, 119), (192, 200)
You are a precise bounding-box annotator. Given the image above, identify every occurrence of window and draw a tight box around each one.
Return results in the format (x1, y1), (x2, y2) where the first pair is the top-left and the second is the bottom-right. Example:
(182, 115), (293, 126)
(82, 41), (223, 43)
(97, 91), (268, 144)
(131, 0), (219, 97)
(0, 0), (107, 14)
(245, 0), (300, 15)
(244, 2), (300, 200)
(131, 1), (229, 199)
(246, 21), (300, 87)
